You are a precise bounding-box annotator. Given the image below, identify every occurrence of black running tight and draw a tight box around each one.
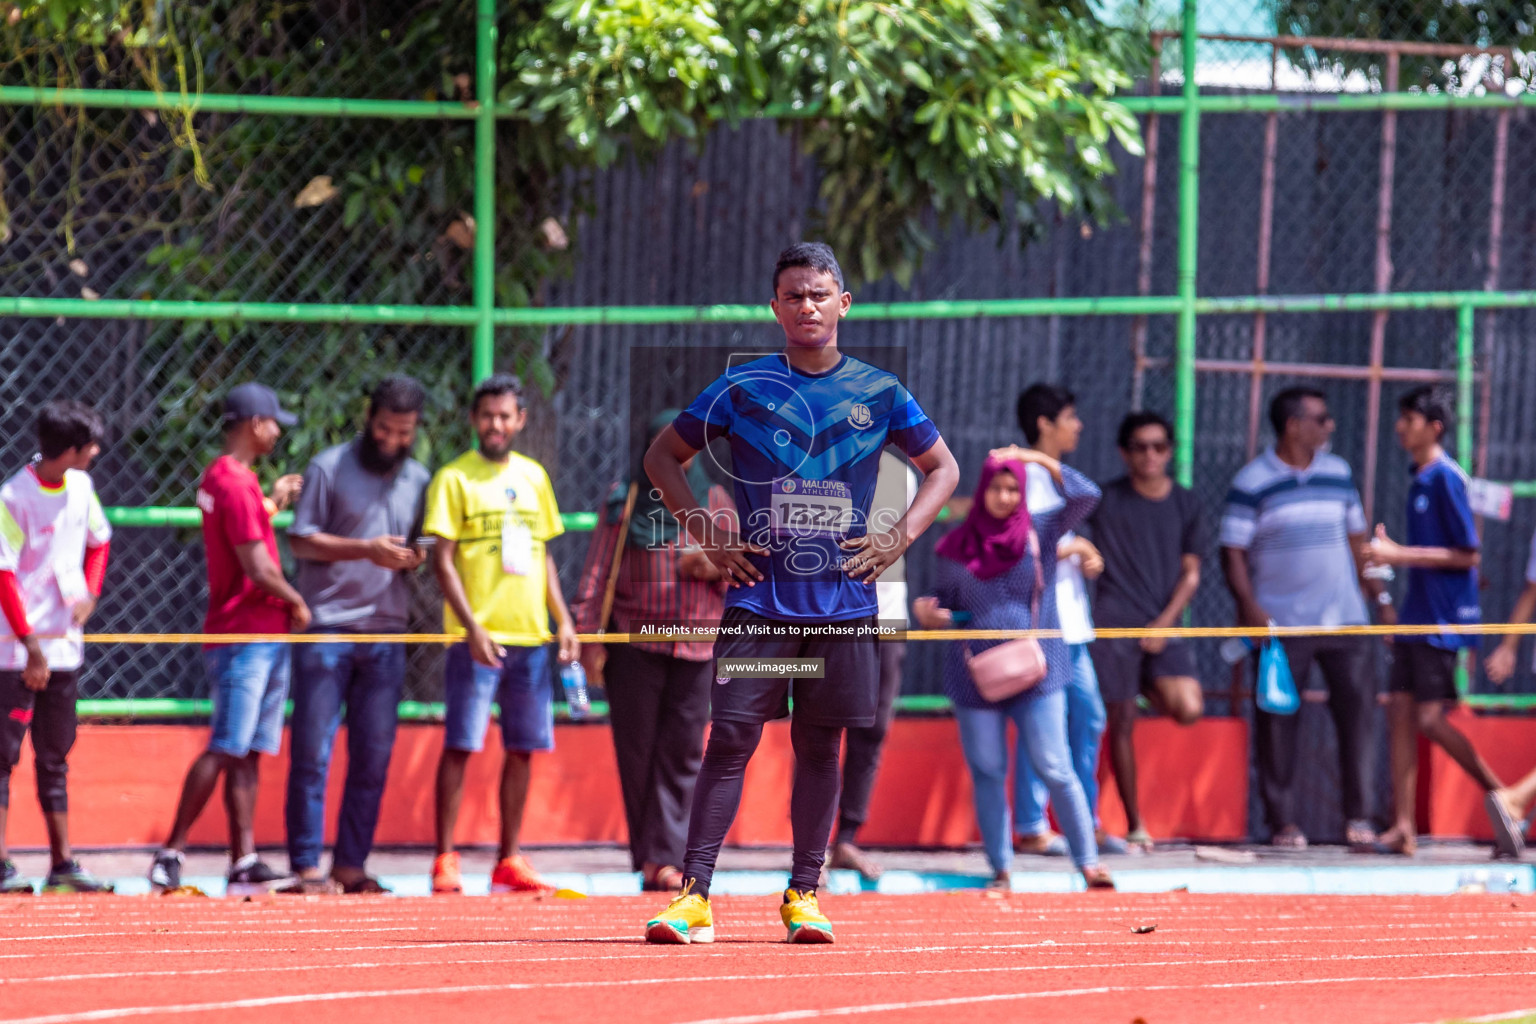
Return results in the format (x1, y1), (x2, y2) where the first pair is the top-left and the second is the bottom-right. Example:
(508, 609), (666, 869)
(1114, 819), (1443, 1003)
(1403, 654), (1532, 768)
(681, 716), (844, 897)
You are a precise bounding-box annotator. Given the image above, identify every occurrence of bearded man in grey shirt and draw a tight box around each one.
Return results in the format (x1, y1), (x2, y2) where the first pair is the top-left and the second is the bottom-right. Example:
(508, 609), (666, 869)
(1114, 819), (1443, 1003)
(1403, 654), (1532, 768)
(284, 376), (432, 893)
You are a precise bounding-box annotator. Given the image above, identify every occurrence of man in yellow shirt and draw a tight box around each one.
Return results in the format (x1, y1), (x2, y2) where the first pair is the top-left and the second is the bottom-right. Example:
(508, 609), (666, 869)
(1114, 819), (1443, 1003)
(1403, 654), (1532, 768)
(423, 373), (579, 894)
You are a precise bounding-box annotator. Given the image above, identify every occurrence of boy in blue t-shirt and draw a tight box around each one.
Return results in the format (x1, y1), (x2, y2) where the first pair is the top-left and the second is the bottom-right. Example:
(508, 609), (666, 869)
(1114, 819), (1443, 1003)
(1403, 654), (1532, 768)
(640, 243), (959, 944)
(1366, 386), (1504, 855)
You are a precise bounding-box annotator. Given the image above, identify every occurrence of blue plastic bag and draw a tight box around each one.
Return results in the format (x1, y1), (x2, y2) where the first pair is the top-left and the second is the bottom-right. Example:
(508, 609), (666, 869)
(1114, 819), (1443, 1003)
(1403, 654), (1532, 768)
(1256, 639), (1300, 715)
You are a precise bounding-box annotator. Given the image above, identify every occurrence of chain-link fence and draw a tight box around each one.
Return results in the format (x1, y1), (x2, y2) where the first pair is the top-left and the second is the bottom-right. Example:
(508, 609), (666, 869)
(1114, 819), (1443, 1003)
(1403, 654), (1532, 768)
(3, 1), (1535, 760)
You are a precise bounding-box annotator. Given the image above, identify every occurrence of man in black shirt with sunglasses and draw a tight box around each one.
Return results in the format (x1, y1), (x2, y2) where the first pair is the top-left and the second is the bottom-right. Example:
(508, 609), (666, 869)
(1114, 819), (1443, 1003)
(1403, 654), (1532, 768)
(1086, 411), (1207, 852)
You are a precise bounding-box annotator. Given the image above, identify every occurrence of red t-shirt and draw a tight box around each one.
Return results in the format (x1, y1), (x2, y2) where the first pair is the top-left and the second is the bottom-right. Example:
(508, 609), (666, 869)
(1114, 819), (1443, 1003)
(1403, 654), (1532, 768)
(196, 455), (289, 636)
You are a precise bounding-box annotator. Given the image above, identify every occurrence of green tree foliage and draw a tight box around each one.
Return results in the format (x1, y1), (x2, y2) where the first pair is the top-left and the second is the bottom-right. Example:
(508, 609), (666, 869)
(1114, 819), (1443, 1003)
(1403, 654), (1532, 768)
(1276, 0), (1535, 89)
(510, 0), (1145, 285)
(2, 1), (1145, 497)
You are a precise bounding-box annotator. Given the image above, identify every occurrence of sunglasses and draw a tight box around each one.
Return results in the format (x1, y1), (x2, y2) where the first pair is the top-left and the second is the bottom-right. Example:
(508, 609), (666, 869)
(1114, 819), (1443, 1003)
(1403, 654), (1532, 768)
(1125, 440), (1171, 454)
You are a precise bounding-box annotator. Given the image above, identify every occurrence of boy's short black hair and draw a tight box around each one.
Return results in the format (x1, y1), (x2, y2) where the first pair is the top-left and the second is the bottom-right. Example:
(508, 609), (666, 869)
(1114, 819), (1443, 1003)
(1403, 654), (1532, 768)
(369, 374), (427, 419)
(1016, 383), (1075, 445)
(471, 372), (524, 415)
(1398, 384), (1451, 438)
(38, 400), (104, 459)
(1268, 386), (1327, 438)
(1117, 410), (1174, 450)
(772, 242), (845, 295)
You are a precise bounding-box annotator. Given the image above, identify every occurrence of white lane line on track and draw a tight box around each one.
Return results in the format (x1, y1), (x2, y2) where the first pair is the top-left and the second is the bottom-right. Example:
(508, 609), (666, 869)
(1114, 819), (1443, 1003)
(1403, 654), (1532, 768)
(5, 945), (1533, 987)
(0, 922), (666, 942)
(1400, 1008), (1536, 1024)
(1, 931), (1527, 962)
(0, 944), (694, 963)
(0, 920), (638, 933)
(11, 959), (1536, 1024)
(674, 970), (1536, 1024)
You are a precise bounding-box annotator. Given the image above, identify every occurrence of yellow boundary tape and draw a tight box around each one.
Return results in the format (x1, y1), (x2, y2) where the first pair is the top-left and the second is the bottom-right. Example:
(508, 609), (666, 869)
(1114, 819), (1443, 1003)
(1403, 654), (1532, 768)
(4, 622), (1534, 644)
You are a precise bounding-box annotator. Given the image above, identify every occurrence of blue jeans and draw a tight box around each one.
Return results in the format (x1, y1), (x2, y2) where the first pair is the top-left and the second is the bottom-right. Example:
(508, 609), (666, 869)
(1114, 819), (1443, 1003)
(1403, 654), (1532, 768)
(955, 688), (1099, 873)
(285, 640), (405, 872)
(1015, 643), (1105, 836)
(443, 643), (554, 752)
(205, 642), (291, 758)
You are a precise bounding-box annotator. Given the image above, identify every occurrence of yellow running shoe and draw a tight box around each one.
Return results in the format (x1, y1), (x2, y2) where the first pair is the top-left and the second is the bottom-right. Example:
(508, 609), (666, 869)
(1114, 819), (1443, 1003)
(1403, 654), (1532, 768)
(780, 888), (834, 944)
(645, 879), (714, 944)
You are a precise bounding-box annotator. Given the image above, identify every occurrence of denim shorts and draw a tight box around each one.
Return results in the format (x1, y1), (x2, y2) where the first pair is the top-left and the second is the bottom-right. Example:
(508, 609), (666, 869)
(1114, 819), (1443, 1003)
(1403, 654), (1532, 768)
(443, 643), (555, 753)
(204, 642), (291, 757)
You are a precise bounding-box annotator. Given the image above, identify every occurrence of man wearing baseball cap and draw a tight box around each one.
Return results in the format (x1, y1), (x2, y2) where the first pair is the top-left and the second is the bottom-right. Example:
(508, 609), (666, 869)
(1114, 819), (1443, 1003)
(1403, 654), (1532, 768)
(149, 382), (309, 895)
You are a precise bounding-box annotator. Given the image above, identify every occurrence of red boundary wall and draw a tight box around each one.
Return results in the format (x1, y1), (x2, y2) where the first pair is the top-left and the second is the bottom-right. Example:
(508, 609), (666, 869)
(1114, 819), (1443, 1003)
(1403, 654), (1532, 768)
(11, 710), (1523, 849)
(6, 716), (1256, 848)
(1423, 706), (1536, 841)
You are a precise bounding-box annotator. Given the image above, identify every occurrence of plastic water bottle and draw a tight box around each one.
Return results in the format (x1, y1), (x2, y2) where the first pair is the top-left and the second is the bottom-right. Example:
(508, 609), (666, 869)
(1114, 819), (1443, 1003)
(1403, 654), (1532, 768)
(1220, 636), (1255, 665)
(560, 661), (590, 721)
(1455, 869), (1517, 894)
(1362, 563), (1395, 583)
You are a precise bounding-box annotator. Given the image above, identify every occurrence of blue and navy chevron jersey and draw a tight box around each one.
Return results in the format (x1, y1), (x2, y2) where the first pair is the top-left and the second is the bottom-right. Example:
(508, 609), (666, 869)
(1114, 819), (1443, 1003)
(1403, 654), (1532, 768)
(673, 352), (940, 621)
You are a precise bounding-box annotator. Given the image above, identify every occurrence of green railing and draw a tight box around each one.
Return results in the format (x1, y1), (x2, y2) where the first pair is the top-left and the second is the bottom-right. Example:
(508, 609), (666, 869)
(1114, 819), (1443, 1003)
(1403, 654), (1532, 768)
(6, 0), (1536, 716)
(73, 694), (962, 722)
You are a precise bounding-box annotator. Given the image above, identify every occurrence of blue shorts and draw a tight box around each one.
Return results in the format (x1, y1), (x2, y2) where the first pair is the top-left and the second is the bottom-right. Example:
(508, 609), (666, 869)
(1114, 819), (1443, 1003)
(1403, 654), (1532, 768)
(443, 643), (555, 753)
(204, 642), (291, 757)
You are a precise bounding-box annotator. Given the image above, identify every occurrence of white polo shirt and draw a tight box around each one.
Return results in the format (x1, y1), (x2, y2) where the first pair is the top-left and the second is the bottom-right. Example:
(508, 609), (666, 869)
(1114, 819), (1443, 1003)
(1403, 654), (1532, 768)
(1025, 462), (1094, 646)
(0, 465), (112, 671)
(873, 452), (918, 626)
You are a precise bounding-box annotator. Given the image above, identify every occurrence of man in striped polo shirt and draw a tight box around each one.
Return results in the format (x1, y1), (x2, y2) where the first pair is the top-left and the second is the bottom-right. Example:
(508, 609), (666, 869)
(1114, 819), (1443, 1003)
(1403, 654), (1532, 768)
(1220, 387), (1391, 849)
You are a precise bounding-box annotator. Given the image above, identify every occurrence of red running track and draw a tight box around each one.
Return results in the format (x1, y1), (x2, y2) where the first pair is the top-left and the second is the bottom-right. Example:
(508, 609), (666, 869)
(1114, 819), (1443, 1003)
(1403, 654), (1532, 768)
(1, 892), (1534, 1023)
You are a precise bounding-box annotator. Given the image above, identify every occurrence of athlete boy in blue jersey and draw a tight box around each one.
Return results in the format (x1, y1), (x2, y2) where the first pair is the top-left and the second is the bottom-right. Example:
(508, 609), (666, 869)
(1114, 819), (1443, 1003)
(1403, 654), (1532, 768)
(1367, 386), (1503, 856)
(642, 243), (959, 944)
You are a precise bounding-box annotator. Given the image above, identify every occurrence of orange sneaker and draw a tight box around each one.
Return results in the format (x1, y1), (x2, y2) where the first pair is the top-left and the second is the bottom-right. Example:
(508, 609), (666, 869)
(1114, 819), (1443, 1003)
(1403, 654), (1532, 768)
(490, 854), (550, 894)
(431, 852), (463, 895)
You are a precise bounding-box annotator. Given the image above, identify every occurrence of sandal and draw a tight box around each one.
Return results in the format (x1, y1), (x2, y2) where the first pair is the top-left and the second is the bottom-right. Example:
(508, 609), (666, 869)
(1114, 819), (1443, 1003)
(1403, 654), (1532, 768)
(1270, 825), (1308, 849)
(1096, 831), (1130, 856)
(1483, 792), (1526, 859)
(1014, 831), (1069, 857)
(1344, 819), (1377, 848)
(643, 865), (685, 892)
(1126, 827), (1155, 854)
(1082, 866), (1117, 890)
(1359, 827), (1416, 857)
(340, 875), (391, 895)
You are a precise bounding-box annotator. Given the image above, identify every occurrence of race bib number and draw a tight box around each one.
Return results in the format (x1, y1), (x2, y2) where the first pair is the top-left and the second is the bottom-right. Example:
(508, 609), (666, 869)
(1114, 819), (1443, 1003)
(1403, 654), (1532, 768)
(771, 479), (855, 538)
(502, 519), (534, 576)
(1469, 478), (1513, 521)
(55, 561), (89, 606)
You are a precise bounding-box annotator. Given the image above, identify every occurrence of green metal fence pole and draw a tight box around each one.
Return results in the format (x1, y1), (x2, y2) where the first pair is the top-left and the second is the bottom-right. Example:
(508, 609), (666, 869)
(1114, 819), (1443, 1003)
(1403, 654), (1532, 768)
(0, 85), (478, 119)
(10, 84), (1536, 121)
(104, 506), (598, 532)
(13, 292), (1536, 327)
(1456, 304), (1475, 470)
(1121, 92), (1536, 116)
(1196, 291), (1536, 314)
(76, 693), (964, 721)
(472, 0), (498, 384)
(1453, 304), (1477, 697)
(1173, 0), (1200, 488)
(0, 297), (479, 324)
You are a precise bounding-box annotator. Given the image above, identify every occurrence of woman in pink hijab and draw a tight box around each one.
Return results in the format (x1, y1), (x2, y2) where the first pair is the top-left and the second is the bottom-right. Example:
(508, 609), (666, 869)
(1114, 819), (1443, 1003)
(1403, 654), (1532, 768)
(915, 450), (1111, 891)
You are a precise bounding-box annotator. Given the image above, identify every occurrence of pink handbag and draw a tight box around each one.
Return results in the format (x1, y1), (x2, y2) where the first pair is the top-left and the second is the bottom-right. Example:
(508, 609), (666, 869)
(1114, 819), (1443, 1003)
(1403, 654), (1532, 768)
(963, 529), (1048, 702)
